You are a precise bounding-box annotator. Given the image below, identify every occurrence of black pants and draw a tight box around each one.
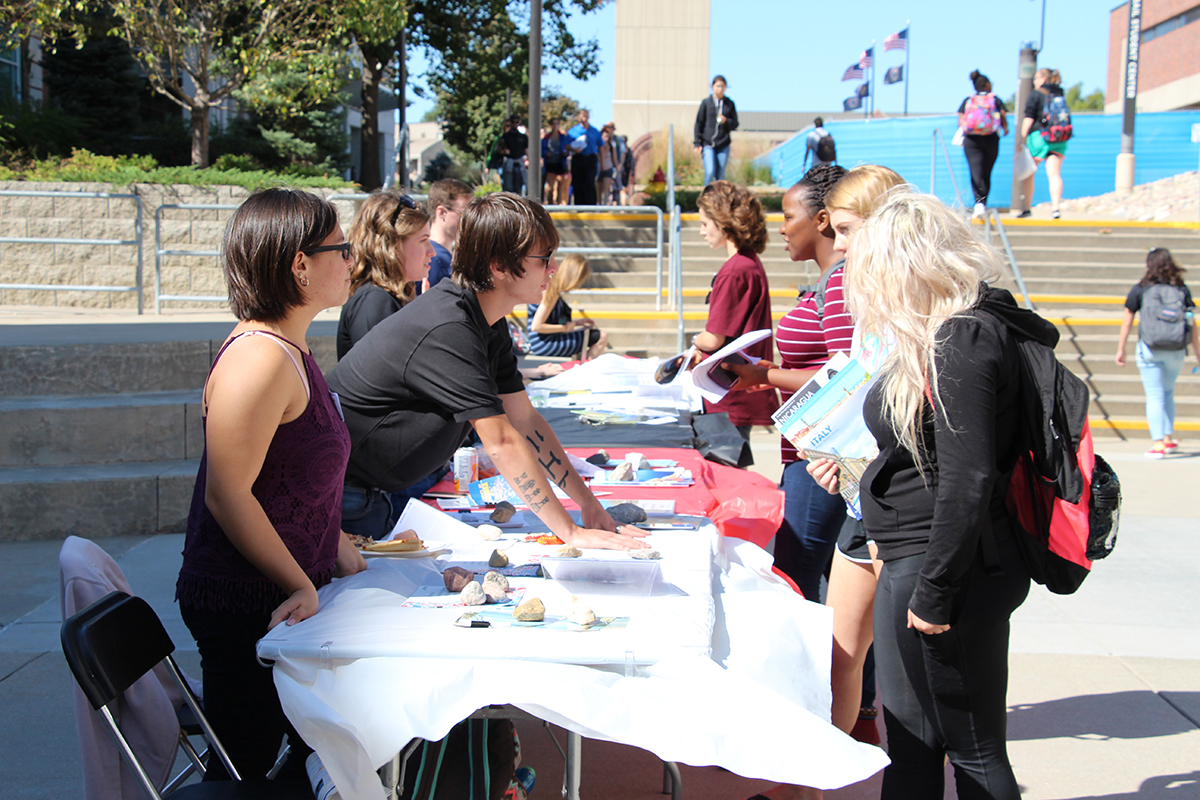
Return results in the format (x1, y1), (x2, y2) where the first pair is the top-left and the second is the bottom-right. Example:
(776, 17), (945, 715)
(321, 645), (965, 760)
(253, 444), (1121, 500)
(963, 134), (1000, 206)
(571, 153), (598, 205)
(874, 520), (1029, 800)
(181, 604), (310, 781)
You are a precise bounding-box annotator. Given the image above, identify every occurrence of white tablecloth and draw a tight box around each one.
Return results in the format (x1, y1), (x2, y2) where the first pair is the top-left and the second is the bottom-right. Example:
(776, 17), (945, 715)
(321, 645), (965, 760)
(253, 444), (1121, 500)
(257, 527), (888, 799)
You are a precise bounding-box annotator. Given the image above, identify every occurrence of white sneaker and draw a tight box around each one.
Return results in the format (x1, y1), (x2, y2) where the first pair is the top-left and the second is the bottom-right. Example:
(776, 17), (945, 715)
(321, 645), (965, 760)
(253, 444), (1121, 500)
(973, 203), (986, 219)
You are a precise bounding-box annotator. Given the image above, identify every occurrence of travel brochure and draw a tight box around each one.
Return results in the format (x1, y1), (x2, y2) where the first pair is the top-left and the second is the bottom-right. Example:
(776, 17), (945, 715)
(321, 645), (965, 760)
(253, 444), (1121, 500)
(771, 352), (879, 513)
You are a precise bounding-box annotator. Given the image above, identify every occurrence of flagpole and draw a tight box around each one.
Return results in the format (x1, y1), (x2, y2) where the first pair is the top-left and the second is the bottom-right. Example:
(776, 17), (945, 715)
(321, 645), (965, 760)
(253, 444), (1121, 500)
(871, 40), (877, 118)
(903, 23), (910, 116)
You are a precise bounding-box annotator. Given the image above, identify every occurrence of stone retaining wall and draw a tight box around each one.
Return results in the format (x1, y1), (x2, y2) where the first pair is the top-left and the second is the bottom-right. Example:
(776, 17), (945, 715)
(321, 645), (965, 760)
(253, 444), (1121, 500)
(0, 182), (361, 311)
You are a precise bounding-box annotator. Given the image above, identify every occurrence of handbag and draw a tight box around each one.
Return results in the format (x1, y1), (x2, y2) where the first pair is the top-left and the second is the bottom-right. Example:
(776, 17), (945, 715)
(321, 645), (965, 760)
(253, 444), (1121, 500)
(951, 127), (965, 147)
(1015, 146), (1037, 181)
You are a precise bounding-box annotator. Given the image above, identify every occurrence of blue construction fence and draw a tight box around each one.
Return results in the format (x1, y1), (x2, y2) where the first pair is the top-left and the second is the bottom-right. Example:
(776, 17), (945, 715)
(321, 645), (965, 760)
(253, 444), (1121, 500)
(763, 110), (1200, 209)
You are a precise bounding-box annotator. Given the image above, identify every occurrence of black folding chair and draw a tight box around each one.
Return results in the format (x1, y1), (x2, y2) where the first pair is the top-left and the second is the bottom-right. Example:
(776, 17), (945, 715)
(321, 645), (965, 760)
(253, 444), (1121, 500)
(61, 590), (309, 799)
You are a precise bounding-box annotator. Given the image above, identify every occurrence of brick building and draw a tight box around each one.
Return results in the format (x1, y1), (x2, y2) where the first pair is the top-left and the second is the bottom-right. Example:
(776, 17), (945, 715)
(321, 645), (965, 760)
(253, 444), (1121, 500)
(1107, 0), (1200, 112)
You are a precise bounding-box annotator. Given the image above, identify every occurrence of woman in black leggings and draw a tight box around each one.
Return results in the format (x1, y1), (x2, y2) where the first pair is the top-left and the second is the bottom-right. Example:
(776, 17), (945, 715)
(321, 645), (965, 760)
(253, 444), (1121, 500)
(958, 70), (1009, 220)
(811, 191), (1045, 799)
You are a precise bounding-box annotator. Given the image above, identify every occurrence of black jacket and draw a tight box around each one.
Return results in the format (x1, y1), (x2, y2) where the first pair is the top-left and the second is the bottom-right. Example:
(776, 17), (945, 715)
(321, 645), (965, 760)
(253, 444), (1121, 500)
(861, 287), (1059, 624)
(694, 95), (738, 150)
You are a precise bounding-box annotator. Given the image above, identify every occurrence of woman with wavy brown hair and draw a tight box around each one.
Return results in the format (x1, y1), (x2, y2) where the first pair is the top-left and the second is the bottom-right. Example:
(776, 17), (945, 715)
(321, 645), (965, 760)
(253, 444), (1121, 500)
(335, 191), (433, 359)
(692, 179), (778, 438)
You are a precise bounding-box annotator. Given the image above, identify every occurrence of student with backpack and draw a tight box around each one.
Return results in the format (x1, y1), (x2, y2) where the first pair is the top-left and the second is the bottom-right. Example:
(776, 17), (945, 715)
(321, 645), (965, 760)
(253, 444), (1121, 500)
(1017, 68), (1071, 219)
(1115, 248), (1200, 458)
(958, 70), (1009, 219)
(803, 117), (837, 171)
(811, 191), (1042, 800)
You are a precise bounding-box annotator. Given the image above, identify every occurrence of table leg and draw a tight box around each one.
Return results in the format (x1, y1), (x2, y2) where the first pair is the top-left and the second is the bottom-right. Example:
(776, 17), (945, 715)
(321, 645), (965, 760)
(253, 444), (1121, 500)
(662, 761), (682, 800)
(564, 731), (582, 800)
(379, 752), (401, 800)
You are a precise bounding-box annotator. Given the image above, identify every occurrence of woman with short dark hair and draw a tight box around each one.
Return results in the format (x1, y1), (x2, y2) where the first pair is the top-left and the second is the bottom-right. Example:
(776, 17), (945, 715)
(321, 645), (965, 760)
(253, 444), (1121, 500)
(177, 187), (367, 780)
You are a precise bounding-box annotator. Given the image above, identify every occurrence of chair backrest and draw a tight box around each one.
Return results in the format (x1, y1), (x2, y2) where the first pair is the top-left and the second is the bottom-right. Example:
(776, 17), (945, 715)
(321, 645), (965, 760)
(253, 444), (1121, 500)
(62, 591), (176, 711)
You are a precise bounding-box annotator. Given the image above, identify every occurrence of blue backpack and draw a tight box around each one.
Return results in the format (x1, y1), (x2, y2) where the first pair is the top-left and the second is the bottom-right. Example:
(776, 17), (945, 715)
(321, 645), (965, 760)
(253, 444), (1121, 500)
(1040, 94), (1073, 143)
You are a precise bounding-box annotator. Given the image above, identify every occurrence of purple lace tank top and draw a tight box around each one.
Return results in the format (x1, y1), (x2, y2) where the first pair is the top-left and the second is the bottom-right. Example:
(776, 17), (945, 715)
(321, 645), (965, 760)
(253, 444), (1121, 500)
(176, 331), (350, 614)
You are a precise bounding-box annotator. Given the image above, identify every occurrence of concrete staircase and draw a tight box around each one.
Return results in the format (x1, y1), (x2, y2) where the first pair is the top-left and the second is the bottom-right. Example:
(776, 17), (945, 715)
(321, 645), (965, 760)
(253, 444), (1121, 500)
(0, 320), (338, 542)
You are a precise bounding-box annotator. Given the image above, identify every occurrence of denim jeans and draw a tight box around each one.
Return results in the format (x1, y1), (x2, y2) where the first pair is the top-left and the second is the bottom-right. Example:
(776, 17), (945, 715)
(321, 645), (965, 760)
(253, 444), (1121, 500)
(702, 145), (730, 185)
(340, 484), (393, 540)
(1135, 340), (1185, 440)
(773, 459), (847, 602)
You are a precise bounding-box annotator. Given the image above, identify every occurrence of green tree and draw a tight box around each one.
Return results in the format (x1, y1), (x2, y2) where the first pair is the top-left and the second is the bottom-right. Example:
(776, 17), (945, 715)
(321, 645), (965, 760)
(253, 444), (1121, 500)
(6, 0), (344, 167)
(1065, 82), (1105, 112)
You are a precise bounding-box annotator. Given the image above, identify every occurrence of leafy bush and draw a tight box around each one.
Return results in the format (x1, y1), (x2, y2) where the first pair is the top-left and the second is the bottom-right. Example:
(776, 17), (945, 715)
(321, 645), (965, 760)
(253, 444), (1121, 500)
(1, 148), (354, 189)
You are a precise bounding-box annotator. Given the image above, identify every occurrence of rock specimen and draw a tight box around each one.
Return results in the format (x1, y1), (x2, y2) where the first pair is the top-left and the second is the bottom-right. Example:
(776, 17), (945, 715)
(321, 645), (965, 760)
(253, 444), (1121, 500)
(512, 597), (545, 622)
(488, 549), (509, 568)
(482, 571), (509, 602)
(460, 581), (486, 606)
(566, 596), (596, 626)
(476, 524), (503, 540)
(607, 502), (648, 524)
(554, 545), (582, 558)
(443, 566), (474, 592)
(630, 548), (662, 560)
(585, 450), (610, 465)
(625, 453), (649, 471)
(489, 501), (516, 523)
(609, 462), (634, 482)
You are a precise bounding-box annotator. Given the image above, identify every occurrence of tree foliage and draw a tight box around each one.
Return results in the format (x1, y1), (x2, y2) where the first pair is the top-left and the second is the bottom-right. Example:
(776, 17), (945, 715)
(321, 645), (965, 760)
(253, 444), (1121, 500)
(1065, 82), (1105, 112)
(416, 0), (604, 163)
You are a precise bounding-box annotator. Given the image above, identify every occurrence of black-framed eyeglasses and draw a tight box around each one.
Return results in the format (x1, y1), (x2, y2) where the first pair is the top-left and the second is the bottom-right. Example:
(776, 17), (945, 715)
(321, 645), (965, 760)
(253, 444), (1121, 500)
(389, 194), (418, 227)
(302, 242), (354, 261)
(527, 252), (554, 265)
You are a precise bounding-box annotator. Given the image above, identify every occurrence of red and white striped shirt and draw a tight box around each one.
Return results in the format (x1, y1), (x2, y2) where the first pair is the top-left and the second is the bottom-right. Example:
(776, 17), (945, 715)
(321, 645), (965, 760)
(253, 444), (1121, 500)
(775, 265), (855, 463)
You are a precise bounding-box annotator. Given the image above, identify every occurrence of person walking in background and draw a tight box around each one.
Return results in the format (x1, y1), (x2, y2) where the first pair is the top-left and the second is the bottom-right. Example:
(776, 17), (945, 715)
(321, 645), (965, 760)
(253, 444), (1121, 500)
(568, 109), (602, 205)
(803, 117), (836, 171)
(618, 135), (636, 205)
(958, 70), (1008, 219)
(542, 117), (570, 205)
(500, 114), (528, 195)
(1018, 67), (1071, 219)
(597, 123), (619, 206)
(336, 192), (433, 359)
(692, 180), (778, 440)
(1115, 247), (1200, 458)
(424, 178), (473, 291)
(526, 254), (608, 361)
(693, 75), (739, 186)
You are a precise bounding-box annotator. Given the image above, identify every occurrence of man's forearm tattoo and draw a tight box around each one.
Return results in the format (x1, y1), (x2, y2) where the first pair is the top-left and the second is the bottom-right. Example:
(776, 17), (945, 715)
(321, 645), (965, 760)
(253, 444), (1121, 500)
(526, 427), (568, 488)
(514, 471), (549, 513)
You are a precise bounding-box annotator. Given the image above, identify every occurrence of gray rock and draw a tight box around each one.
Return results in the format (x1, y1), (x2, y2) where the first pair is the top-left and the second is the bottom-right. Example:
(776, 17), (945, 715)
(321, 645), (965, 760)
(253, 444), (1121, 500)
(490, 501), (516, 523)
(609, 462), (634, 482)
(608, 502), (648, 524)
(460, 581), (487, 606)
(488, 549), (509, 568)
(630, 548), (661, 560)
(482, 571), (509, 602)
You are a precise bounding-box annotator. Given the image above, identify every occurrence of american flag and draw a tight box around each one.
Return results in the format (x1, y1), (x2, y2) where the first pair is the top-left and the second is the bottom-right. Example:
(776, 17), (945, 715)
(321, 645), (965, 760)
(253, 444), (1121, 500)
(842, 62), (864, 81)
(884, 28), (908, 51)
(859, 48), (874, 68)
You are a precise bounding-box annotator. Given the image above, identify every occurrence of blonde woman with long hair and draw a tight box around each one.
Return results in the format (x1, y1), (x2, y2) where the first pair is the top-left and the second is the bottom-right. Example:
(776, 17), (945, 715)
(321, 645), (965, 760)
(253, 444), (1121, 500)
(336, 192), (433, 359)
(813, 191), (1054, 799)
(526, 253), (608, 360)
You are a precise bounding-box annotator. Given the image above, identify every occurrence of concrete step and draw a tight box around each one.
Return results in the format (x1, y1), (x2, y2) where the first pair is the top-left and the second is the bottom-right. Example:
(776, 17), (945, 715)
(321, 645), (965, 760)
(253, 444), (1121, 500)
(0, 459), (198, 541)
(0, 390), (202, 468)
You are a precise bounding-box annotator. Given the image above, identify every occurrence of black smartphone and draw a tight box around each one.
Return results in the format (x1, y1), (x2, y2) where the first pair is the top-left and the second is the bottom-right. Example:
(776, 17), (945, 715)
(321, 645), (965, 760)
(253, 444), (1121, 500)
(710, 352), (750, 389)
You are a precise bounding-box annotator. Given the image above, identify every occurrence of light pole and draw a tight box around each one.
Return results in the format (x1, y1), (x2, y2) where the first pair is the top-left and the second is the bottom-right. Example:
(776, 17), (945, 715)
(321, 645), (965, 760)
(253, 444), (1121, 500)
(1116, 0), (1143, 195)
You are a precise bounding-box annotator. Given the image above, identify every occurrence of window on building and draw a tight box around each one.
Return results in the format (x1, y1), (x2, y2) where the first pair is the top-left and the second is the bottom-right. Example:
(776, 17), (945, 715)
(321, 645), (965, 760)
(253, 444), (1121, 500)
(1141, 4), (1200, 45)
(0, 47), (19, 103)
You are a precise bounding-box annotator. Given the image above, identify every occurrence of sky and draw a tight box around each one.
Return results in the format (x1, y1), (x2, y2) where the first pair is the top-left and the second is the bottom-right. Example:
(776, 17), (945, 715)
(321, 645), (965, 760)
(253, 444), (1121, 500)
(405, 1), (1118, 124)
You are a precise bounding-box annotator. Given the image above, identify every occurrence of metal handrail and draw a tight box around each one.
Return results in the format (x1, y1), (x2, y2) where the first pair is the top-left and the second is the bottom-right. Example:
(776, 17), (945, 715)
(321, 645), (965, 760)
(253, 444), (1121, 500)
(153, 203), (239, 313)
(542, 204), (666, 311)
(0, 189), (145, 313)
(930, 129), (967, 209)
(987, 209), (1034, 310)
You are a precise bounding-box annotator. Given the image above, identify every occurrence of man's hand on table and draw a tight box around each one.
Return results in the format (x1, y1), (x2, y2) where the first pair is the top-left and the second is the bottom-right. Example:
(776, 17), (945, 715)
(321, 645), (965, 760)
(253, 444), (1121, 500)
(562, 503), (651, 550)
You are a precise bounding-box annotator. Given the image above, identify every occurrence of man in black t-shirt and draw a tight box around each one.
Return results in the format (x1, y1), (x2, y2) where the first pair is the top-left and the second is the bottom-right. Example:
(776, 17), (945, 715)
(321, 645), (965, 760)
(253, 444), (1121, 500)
(500, 115), (528, 194)
(328, 193), (648, 550)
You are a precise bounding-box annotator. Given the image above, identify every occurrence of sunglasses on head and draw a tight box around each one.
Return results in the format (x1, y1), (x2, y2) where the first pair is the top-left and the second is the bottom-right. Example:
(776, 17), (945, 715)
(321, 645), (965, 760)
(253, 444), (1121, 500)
(389, 194), (418, 227)
(302, 242), (354, 261)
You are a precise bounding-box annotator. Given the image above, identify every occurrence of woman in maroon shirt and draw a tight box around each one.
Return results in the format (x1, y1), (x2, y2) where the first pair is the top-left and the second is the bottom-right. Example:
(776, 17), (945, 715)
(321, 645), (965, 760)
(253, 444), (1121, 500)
(692, 180), (778, 438)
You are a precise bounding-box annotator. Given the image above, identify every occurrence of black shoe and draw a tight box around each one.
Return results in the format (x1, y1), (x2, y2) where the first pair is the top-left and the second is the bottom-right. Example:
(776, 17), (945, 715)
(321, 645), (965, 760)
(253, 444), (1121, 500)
(1015, 209), (1032, 219)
